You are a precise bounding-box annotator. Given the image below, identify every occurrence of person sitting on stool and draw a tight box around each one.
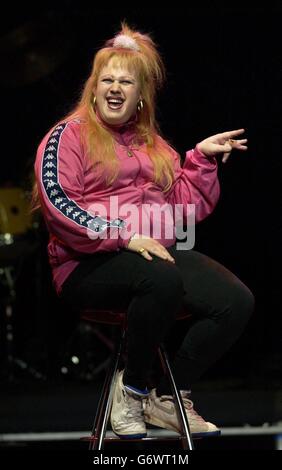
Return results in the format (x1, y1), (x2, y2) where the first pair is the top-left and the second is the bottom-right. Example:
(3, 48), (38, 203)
(33, 22), (254, 439)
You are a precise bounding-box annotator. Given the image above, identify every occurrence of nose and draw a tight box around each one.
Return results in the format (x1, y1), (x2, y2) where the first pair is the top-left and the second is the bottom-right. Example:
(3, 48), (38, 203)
(109, 80), (121, 93)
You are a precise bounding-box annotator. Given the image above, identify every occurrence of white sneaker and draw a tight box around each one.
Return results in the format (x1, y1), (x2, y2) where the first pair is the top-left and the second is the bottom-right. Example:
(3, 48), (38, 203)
(144, 389), (220, 437)
(110, 370), (148, 439)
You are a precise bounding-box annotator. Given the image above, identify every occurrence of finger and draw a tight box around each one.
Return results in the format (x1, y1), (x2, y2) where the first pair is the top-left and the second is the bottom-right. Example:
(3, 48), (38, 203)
(229, 139), (248, 148)
(211, 129), (245, 142)
(227, 129), (246, 139)
(159, 249), (175, 263)
(140, 249), (153, 261)
(211, 143), (233, 154)
(222, 152), (231, 163)
(222, 143), (248, 163)
(165, 253), (175, 263)
(150, 247), (175, 263)
(229, 140), (248, 151)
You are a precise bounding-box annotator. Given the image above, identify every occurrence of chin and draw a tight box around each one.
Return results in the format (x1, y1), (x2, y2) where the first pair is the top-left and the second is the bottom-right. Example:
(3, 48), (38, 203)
(106, 118), (124, 125)
(105, 115), (128, 125)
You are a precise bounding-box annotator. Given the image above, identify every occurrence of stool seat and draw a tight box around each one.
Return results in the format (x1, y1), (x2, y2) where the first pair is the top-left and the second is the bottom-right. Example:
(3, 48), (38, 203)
(82, 307), (191, 326)
(82, 309), (126, 325)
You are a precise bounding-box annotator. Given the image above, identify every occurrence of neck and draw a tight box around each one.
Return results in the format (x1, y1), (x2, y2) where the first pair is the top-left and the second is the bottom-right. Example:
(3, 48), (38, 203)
(95, 109), (137, 132)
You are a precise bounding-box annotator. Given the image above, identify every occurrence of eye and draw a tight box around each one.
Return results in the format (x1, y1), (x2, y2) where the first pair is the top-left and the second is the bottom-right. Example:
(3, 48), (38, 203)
(121, 80), (133, 85)
(102, 78), (113, 83)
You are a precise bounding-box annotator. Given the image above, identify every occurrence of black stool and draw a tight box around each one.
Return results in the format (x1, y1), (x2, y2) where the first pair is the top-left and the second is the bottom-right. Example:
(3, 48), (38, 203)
(81, 308), (194, 450)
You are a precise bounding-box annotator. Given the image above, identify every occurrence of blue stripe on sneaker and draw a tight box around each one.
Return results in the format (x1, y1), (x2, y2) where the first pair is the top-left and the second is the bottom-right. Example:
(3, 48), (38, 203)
(124, 384), (149, 397)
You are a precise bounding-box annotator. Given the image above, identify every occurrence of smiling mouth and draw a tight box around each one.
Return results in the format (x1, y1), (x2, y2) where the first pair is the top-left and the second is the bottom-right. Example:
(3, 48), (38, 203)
(106, 97), (125, 110)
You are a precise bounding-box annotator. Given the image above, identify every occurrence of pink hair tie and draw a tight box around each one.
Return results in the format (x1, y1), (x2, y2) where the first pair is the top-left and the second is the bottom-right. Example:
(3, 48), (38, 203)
(113, 34), (140, 52)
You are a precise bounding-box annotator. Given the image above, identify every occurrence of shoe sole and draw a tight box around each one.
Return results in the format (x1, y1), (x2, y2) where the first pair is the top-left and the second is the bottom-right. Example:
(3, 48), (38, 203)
(112, 431), (147, 439)
(190, 430), (221, 438)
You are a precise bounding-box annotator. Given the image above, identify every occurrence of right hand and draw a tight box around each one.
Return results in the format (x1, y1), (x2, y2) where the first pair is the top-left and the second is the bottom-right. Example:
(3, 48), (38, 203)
(126, 234), (175, 263)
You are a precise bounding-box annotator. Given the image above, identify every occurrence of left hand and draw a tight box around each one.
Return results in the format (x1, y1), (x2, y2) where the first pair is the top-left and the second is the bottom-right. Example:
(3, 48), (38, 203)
(197, 128), (248, 163)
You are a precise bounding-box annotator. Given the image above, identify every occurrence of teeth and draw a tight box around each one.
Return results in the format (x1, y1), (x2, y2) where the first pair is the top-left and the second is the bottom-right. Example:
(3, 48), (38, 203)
(107, 99), (123, 104)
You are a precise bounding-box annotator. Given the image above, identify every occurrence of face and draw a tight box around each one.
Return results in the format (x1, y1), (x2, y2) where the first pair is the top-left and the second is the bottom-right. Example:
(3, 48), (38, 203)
(95, 58), (141, 125)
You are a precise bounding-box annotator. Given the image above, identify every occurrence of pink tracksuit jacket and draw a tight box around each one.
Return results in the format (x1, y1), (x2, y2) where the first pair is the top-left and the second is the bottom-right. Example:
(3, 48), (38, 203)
(34, 119), (220, 294)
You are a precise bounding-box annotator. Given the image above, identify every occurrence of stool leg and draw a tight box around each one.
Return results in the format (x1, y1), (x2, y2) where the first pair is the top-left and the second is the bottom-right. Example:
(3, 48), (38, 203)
(158, 344), (194, 450)
(89, 329), (125, 450)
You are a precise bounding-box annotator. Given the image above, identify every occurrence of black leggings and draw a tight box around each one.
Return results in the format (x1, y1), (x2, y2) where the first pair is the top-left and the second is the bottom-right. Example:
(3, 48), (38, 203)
(60, 247), (254, 392)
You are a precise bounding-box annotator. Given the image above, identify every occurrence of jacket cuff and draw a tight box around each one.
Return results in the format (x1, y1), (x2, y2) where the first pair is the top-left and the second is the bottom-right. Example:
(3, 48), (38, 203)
(118, 228), (136, 249)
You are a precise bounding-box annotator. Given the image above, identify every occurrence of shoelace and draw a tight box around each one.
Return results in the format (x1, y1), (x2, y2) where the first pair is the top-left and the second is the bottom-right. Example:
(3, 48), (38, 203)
(181, 397), (207, 423)
(159, 393), (205, 423)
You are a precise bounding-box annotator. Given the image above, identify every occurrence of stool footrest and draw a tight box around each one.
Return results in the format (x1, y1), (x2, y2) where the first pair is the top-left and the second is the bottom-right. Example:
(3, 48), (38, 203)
(82, 428), (186, 442)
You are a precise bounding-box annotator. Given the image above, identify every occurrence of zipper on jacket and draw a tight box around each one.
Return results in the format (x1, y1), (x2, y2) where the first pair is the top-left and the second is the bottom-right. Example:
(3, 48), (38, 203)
(118, 134), (137, 158)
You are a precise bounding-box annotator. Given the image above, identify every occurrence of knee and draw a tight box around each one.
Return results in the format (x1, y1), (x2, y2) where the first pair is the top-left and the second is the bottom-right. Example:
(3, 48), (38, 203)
(240, 286), (255, 319)
(228, 284), (255, 327)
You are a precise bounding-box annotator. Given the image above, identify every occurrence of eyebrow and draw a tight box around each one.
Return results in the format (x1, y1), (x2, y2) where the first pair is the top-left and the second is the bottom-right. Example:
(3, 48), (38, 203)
(101, 74), (136, 81)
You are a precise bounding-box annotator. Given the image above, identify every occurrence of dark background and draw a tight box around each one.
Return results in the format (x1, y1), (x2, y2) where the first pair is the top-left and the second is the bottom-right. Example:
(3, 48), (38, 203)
(0, 4), (281, 442)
